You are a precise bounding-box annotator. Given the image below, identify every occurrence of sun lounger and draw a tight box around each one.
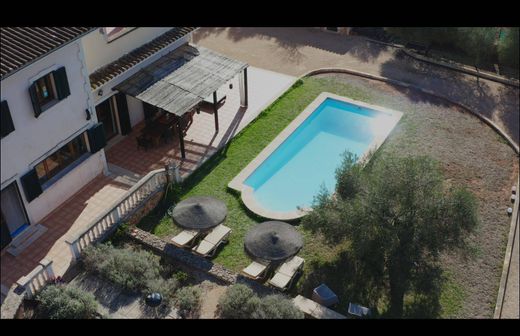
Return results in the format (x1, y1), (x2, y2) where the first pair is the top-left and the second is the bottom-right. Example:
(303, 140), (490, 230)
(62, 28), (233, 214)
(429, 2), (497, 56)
(268, 256), (305, 291)
(171, 230), (200, 248)
(241, 260), (271, 280)
(193, 224), (232, 257)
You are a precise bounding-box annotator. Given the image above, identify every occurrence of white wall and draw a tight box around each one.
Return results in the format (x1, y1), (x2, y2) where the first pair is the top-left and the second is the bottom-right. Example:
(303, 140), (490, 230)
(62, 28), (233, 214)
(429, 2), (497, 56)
(26, 152), (104, 223)
(0, 40), (104, 224)
(127, 96), (145, 127)
(82, 27), (172, 74)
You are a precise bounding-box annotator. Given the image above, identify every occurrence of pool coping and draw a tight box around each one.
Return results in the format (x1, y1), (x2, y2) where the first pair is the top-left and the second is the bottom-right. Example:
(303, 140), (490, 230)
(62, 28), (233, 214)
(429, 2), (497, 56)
(228, 92), (403, 221)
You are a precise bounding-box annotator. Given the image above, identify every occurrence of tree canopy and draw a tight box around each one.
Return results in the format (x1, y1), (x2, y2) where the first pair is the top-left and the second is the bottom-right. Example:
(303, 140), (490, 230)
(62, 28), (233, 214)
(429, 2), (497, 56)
(302, 153), (478, 317)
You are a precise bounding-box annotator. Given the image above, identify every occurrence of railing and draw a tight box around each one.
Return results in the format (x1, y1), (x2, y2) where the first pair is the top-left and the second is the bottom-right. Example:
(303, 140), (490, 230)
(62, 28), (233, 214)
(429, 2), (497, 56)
(15, 259), (55, 299)
(65, 168), (168, 261)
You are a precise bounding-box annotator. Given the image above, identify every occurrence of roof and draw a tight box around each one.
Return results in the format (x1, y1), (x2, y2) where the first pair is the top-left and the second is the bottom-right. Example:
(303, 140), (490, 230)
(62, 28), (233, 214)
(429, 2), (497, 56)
(1, 27), (95, 79)
(114, 44), (248, 117)
(89, 27), (197, 89)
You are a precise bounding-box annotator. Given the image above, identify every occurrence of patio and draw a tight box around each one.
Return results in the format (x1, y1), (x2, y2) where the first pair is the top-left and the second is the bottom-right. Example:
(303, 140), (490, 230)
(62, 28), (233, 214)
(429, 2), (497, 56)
(0, 66), (294, 296)
(106, 66), (295, 178)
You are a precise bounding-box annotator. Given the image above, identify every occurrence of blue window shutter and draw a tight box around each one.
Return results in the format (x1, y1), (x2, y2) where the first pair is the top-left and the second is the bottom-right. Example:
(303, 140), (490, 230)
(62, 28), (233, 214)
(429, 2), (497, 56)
(53, 67), (70, 100)
(1, 100), (15, 138)
(29, 83), (42, 117)
(87, 122), (107, 153)
(20, 168), (43, 202)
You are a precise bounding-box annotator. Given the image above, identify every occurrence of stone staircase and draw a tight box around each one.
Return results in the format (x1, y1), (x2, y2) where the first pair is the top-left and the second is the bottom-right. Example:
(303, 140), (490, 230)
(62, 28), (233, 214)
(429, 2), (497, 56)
(107, 163), (142, 187)
(6, 224), (48, 257)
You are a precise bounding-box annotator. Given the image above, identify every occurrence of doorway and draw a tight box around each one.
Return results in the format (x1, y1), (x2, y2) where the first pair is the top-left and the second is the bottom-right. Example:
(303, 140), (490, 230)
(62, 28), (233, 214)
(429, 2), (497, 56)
(96, 97), (118, 141)
(1, 182), (30, 249)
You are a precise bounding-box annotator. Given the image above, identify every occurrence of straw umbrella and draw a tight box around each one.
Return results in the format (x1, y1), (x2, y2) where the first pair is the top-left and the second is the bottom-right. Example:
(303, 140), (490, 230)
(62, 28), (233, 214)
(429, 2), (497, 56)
(244, 221), (303, 262)
(171, 196), (227, 231)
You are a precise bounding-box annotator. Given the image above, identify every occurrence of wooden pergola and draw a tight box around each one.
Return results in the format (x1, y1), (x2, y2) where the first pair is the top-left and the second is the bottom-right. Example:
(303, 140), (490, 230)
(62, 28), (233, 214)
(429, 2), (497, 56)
(114, 44), (249, 159)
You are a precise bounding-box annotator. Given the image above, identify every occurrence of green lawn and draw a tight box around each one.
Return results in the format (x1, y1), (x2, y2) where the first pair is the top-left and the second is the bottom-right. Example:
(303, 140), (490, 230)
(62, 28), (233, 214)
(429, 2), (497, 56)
(137, 77), (365, 272)
(134, 77), (476, 315)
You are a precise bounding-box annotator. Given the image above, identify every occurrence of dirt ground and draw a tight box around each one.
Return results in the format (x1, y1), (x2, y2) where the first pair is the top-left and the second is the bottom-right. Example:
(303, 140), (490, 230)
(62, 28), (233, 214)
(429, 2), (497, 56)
(312, 73), (519, 318)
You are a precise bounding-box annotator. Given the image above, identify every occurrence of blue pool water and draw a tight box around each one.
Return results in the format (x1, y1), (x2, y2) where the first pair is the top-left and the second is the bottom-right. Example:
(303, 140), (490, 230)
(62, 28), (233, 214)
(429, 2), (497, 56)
(244, 98), (395, 213)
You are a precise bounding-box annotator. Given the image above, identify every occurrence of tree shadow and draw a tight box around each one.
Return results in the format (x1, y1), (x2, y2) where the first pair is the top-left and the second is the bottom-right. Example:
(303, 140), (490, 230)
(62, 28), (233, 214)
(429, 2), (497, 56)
(403, 263), (444, 319)
(296, 249), (384, 316)
(193, 27), (390, 63)
(379, 50), (519, 145)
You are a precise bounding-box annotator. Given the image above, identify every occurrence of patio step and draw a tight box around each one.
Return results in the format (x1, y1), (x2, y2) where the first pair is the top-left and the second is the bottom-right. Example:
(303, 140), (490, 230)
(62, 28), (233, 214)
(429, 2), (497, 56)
(6, 224), (48, 257)
(107, 163), (142, 187)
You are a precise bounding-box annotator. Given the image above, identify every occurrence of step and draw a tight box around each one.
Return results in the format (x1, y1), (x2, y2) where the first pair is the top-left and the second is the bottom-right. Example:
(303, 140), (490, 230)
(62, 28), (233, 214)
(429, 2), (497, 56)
(6, 224), (48, 257)
(107, 163), (142, 187)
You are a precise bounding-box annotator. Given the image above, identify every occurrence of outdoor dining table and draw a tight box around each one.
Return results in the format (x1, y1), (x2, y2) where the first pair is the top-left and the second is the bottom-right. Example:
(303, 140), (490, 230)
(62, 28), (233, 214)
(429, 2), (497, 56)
(141, 121), (172, 146)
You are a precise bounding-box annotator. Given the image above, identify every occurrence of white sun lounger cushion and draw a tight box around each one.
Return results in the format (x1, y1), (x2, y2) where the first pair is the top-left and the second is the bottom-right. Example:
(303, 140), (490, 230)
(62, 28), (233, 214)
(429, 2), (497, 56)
(243, 261), (268, 278)
(277, 256), (304, 276)
(268, 272), (293, 289)
(193, 225), (231, 256)
(171, 230), (199, 247)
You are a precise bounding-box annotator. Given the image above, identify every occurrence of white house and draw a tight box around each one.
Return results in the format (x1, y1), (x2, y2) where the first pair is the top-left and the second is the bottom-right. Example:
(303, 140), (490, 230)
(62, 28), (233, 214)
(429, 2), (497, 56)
(0, 27), (196, 251)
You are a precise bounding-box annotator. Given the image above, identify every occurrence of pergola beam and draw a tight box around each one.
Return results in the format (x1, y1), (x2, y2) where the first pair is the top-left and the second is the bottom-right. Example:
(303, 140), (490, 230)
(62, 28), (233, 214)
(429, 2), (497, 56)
(213, 91), (219, 132)
(176, 116), (186, 159)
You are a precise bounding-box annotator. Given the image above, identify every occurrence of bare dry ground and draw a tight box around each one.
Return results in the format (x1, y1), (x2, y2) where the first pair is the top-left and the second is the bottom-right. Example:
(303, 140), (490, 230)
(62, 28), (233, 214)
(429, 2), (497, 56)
(313, 73), (518, 318)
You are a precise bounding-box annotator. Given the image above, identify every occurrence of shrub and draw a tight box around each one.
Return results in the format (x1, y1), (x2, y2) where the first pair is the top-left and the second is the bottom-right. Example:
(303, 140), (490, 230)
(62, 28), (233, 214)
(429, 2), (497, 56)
(218, 284), (256, 319)
(82, 243), (162, 292)
(173, 271), (191, 286)
(144, 277), (179, 304)
(251, 294), (304, 319)
(175, 286), (202, 318)
(218, 284), (304, 319)
(37, 285), (98, 319)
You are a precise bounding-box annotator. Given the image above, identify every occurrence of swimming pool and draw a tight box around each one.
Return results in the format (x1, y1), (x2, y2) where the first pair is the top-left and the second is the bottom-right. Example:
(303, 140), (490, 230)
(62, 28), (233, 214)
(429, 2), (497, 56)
(229, 92), (403, 220)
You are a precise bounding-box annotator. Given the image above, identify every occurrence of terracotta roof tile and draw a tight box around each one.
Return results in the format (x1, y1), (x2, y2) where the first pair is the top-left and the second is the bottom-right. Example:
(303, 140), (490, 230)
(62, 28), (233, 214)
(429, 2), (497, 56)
(1, 27), (94, 79)
(89, 27), (197, 90)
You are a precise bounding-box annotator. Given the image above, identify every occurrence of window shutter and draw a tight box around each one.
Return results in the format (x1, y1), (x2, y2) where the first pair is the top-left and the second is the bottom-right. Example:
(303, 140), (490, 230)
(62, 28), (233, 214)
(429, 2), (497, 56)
(20, 168), (43, 202)
(87, 122), (107, 153)
(53, 67), (70, 100)
(1, 100), (15, 138)
(116, 93), (132, 135)
(1, 217), (13, 250)
(29, 83), (42, 117)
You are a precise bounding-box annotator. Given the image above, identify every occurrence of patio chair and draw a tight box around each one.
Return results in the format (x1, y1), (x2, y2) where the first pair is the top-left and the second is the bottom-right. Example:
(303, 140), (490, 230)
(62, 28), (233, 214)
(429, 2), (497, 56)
(267, 256), (305, 291)
(192, 224), (232, 258)
(136, 135), (152, 151)
(347, 302), (371, 318)
(241, 260), (271, 281)
(171, 230), (200, 248)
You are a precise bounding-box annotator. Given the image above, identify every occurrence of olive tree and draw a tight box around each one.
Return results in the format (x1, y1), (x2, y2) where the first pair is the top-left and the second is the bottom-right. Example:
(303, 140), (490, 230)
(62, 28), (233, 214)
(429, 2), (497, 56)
(303, 153), (478, 317)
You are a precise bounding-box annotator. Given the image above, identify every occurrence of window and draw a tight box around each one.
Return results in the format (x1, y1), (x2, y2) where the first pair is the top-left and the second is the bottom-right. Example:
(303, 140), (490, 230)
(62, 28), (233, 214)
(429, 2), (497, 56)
(34, 74), (56, 106)
(34, 133), (88, 185)
(29, 67), (70, 117)
(102, 27), (136, 42)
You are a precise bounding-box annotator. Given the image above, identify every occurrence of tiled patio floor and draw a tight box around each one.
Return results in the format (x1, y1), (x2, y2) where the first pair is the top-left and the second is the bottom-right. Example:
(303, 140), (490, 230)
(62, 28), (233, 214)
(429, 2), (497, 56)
(1, 175), (130, 291)
(1, 66), (294, 293)
(106, 66), (295, 178)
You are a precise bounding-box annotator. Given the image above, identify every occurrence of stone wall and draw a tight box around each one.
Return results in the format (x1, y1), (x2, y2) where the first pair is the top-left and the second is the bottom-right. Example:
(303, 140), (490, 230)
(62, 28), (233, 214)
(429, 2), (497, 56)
(127, 228), (275, 296)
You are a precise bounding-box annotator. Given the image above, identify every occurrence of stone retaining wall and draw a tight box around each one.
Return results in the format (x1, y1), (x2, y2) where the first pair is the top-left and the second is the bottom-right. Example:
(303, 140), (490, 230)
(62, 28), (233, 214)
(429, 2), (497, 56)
(126, 228), (275, 296)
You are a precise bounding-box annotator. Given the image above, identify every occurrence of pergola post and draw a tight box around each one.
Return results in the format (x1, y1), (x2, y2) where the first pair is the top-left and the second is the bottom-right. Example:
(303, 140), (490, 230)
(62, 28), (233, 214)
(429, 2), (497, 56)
(176, 116), (186, 159)
(239, 67), (248, 107)
(213, 91), (219, 132)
